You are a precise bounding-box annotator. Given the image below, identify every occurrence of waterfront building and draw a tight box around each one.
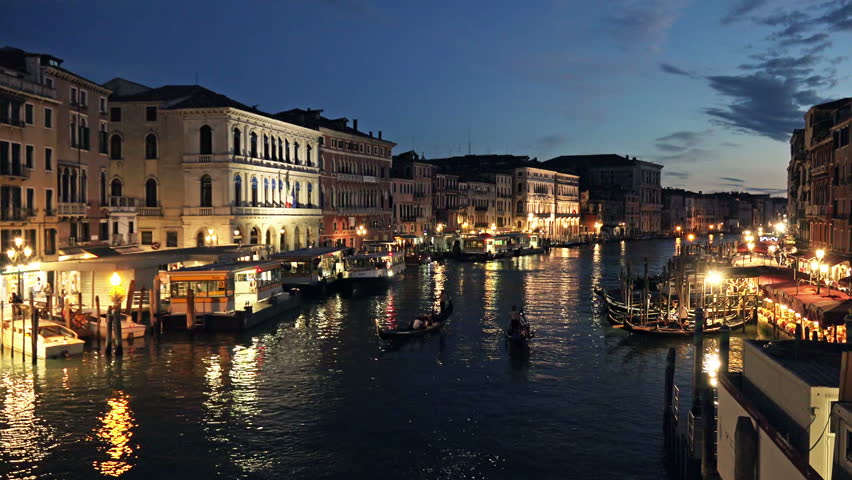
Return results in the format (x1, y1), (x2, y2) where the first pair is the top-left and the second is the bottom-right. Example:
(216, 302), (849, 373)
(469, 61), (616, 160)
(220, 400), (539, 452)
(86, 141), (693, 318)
(461, 179), (496, 230)
(512, 166), (580, 241)
(543, 154), (663, 236)
(104, 79), (322, 251)
(274, 109), (395, 249)
(717, 340), (839, 479)
(789, 129), (809, 244)
(391, 176), (416, 236)
(391, 151), (434, 237)
(0, 47), (116, 300)
(433, 171), (462, 231)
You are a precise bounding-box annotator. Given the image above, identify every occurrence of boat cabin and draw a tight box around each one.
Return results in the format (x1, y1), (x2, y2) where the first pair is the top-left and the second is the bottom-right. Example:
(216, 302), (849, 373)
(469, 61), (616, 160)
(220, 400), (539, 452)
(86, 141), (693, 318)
(272, 247), (347, 286)
(361, 241), (400, 254)
(345, 252), (406, 279)
(162, 261), (284, 315)
(458, 233), (511, 257)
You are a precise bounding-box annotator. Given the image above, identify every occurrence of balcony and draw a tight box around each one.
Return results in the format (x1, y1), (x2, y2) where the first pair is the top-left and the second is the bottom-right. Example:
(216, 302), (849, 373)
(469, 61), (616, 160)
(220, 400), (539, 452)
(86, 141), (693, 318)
(182, 153), (319, 174)
(108, 196), (136, 213)
(0, 73), (56, 99)
(0, 164), (29, 181)
(0, 207), (33, 222)
(182, 205), (322, 217)
(58, 202), (87, 216)
(111, 232), (138, 246)
(138, 206), (162, 216)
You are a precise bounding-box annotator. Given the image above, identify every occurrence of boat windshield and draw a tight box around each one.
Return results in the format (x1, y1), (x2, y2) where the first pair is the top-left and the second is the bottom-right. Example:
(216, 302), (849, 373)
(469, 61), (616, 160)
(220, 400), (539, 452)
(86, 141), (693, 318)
(39, 325), (75, 338)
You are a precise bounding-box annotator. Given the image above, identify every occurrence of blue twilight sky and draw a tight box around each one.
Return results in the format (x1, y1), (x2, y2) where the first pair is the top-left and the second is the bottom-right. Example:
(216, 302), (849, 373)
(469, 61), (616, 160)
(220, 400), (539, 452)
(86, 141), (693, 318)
(3, 0), (851, 195)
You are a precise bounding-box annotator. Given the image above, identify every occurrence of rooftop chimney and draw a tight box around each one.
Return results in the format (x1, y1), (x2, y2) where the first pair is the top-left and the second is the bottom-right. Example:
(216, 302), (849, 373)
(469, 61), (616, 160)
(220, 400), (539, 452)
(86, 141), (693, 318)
(353, 119), (358, 131)
(378, 130), (382, 140)
(369, 131), (373, 137)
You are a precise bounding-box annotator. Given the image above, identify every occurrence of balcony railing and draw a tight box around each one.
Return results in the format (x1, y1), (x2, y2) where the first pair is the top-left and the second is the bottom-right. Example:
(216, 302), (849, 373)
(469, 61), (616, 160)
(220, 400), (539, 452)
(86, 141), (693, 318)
(111, 232), (139, 246)
(58, 202), (87, 215)
(138, 206), (162, 216)
(108, 196), (136, 212)
(0, 207), (33, 221)
(0, 164), (29, 179)
(0, 73), (56, 98)
(182, 154), (319, 174)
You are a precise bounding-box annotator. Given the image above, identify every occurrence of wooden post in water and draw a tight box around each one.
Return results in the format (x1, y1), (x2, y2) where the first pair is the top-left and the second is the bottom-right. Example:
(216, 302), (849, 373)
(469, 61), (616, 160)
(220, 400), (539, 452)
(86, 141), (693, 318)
(151, 274), (160, 334)
(186, 288), (196, 331)
(95, 296), (101, 349)
(643, 258), (650, 325)
(105, 306), (113, 355)
(125, 280), (136, 316)
(114, 305), (123, 356)
(0, 301), (4, 353)
(30, 298), (38, 364)
(77, 291), (83, 318)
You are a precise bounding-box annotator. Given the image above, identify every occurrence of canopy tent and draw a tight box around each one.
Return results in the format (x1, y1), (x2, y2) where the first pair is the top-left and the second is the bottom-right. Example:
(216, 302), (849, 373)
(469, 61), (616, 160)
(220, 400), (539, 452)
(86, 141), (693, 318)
(761, 281), (852, 326)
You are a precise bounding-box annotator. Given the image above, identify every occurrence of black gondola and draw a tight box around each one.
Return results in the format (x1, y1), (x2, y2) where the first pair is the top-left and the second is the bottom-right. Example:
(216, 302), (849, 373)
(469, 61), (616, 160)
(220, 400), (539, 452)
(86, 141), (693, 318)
(505, 312), (533, 344)
(620, 315), (747, 337)
(376, 300), (453, 339)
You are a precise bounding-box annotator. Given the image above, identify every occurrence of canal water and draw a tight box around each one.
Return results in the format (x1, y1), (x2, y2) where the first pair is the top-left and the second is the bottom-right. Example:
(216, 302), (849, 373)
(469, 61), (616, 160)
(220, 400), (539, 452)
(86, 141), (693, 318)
(0, 239), (748, 479)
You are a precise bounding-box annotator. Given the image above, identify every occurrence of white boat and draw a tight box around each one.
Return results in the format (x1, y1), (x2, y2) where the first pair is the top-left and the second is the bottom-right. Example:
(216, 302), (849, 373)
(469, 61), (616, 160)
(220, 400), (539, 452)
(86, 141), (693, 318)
(344, 252), (406, 280)
(1, 319), (85, 358)
(88, 314), (147, 340)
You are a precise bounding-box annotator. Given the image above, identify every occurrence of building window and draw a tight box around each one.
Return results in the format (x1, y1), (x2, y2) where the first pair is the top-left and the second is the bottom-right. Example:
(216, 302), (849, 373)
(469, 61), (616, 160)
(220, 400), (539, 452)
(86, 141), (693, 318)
(44, 147), (52, 171)
(234, 175), (242, 205)
(100, 172), (106, 205)
(110, 107), (121, 122)
(44, 229), (56, 255)
(24, 104), (33, 124)
(44, 107), (52, 128)
(166, 231), (178, 247)
(233, 127), (241, 155)
(80, 170), (87, 202)
(25, 145), (33, 169)
(110, 134), (122, 159)
(263, 134), (269, 159)
(111, 178), (122, 197)
(145, 134), (157, 159)
(99, 124), (108, 154)
(199, 125), (212, 155)
(146, 106), (157, 122)
(250, 177), (258, 206)
(79, 91), (87, 106)
(145, 178), (158, 207)
(250, 132), (258, 158)
(45, 189), (54, 215)
(99, 97), (106, 113)
(200, 175), (212, 207)
(70, 87), (77, 104)
(45, 77), (54, 89)
(141, 231), (153, 245)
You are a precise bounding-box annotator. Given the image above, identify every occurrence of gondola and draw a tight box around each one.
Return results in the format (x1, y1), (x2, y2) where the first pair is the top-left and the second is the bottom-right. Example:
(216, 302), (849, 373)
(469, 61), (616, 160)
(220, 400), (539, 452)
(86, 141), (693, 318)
(505, 312), (534, 344)
(620, 315), (747, 337)
(376, 301), (453, 339)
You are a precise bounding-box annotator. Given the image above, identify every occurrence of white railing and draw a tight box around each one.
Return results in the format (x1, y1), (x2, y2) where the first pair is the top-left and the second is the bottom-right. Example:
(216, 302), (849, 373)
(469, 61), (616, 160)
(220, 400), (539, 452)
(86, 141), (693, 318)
(58, 203), (86, 215)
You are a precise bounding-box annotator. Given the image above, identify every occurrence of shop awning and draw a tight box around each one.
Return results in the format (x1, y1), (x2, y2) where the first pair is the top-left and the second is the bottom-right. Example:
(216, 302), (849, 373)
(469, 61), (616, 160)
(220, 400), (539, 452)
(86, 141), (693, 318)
(57, 246), (125, 260)
(761, 281), (852, 325)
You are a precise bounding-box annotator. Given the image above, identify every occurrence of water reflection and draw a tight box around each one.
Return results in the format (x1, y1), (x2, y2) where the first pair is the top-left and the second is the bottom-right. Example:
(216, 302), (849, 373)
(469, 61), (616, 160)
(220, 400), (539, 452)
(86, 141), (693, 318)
(92, 391), (136, 477)
(0, 368), (52, 480)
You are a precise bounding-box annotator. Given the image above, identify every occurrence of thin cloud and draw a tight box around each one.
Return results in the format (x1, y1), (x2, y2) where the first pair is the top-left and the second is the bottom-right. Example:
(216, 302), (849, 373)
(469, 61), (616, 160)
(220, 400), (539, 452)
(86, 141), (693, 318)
(665, 170), (691, 179)
(607, 0), (687, 52)
(721, 0), (768, 24)
(660, 63), (695, 78)
(719, 176), (745, 183)
(535, 134), (569, 151)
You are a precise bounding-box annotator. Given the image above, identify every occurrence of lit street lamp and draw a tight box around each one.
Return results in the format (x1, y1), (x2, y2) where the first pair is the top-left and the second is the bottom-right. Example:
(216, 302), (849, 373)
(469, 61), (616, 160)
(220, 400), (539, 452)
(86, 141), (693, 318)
(6, 237), (33, 297)
(204, 228), (218, 246)
(233, 229), (243, 248)
(356, 225), (367, 250)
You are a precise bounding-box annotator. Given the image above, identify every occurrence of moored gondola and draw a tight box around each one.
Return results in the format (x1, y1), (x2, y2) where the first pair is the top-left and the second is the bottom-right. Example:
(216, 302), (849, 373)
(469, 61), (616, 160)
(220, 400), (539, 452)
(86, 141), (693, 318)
(620, 314), (747, 337)
(376, 300), (453, 339)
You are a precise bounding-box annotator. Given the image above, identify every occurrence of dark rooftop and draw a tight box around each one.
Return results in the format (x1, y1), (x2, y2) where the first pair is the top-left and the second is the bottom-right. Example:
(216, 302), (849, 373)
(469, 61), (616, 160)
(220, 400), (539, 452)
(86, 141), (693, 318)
(748, 340), (850, 388)
(274, 108), (394, 143)
(544, 154), (662, 173)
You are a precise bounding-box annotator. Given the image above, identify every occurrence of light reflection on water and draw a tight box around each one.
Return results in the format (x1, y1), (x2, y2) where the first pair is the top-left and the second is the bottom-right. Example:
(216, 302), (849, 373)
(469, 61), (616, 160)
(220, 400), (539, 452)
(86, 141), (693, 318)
(0, 239), (757, 479)
(92, 391), (136, 477)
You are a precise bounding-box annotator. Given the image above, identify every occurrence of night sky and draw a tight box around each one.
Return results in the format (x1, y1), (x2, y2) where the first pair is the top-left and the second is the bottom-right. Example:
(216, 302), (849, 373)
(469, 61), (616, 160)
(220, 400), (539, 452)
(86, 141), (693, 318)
(4, 0), (851, 195)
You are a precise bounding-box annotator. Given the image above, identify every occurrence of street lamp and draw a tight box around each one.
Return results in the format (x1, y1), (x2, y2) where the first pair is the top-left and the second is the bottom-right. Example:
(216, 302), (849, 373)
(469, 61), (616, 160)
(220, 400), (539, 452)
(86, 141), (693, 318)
(110, 272), (126, 307)
(704, 271), (723, 320)
(6, 236), (33, 298)
(821, 263), (829, 296)
(233, 229), (243, 248)
(356, 225), (367, 250)
(204, 228), (218, 246)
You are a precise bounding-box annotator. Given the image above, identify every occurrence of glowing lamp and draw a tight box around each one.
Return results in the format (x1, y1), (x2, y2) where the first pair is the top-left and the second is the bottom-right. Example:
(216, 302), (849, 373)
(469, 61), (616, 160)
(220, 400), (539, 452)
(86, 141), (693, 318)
(6, 249), (14, 261)
(13, 237), (23, 248)
(110, 272), (122, 287)
(816, 249), (825, 261)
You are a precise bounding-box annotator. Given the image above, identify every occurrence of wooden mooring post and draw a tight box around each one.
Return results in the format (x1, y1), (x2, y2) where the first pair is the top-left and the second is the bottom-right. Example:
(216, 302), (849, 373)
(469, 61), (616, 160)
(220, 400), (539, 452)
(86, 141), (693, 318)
(30, 297), (38, 364)
(95, 296), (102, 349)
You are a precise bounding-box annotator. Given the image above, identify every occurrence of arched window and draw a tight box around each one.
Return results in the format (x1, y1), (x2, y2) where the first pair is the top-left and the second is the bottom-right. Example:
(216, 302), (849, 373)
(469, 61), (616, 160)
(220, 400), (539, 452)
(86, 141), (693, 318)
(196, 231), (205, 247)
(111, 178), (123, 197)
(306, 144), (312, 166)
(250, 132), (258, 158)
(271, 138), (277, 160)
(278, 179), (284, 205)
(199, 125), (213, 155)
(250, 177), (258, 206)
(200, 175), (212, 207)
(263, 178), (269, 205)
(145, 133), (157, 159)
(250, 226), (259, 245)
(100, 172), (106, 205)
(80, 171), (87, 203)
(234, 175), (242, 205)
(285, 140), (290, 162)
(277, 138), (283, 160)
(233, 128), (241, 155)
(263, 134), (269, 159)
(110, 134), (122, 160)
(293, 181), (300, 207)
(70, 170), (78, 202)
(146, 178), (158, 207)
(307, 183), (313, 207)
(294, 142), (300, 163)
